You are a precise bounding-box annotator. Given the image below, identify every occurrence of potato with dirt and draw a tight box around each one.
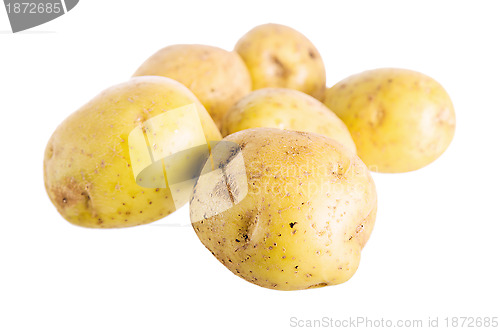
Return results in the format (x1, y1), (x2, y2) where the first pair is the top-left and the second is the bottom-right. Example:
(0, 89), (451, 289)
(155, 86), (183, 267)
(190, 128), (377, 290)
(235, 24), (326, 100)
(133, 44), (251, 129)
(44, 76), (221, 228)
(221, 88), (356, 153)
(324, 68), (456, 173)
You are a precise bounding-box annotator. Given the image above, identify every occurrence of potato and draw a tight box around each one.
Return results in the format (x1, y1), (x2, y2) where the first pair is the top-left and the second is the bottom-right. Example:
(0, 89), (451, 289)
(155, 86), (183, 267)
(221, 88), (356, 153)
(133, 44), (251, 129)
(44, 76), (221, 228)
(235, 24), (326, 100)
(190, 128), (377, 290)
(324, 68), (456, 173)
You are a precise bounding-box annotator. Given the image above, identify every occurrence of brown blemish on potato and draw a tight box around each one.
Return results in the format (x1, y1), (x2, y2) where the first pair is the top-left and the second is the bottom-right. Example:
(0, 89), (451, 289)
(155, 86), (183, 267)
(355, 224), (365, 234)
(46, 145), (54, 159)
(270, 55), (289, 79)
(51, 178), (92, 211)
(307, 282), (327, 289)
(223, 173), (236, 204)
(81, 191), (92, 210)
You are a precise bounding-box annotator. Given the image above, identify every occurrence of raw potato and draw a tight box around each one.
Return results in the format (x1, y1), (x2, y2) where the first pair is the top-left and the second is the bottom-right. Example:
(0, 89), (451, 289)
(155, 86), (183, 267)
(235, 24), (326, 100)
(324, 68), (456, 173)
(191, 128), (377, 291)
(221, 88), (356, 153)
(133, 44), (251, 129)
(44, 76), (221, 228)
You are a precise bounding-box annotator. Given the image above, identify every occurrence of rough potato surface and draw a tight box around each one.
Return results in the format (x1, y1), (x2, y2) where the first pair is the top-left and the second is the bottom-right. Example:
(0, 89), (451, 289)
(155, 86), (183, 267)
(221, 88), (356, 153)
(133, 44), (251, 129)
(235, 24), (326, 100)
(191, 128), (377, 290)
(44, 76), (221, 228)
(325, 68), (456, 173)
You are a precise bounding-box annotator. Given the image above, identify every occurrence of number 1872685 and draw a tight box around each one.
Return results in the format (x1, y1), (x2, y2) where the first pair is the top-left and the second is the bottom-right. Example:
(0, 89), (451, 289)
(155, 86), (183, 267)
(444, 317), (498, 328)
(6, 2), (62, 14)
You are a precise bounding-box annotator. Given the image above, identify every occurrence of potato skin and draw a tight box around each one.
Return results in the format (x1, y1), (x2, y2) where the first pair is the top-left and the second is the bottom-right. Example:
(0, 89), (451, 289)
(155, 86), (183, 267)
(324, 68), (456, 173)
(133, 44), (251, 129)
(191, 128), (377, 291)
(221, 88), (356, 153)
(235, 24), (326, 100)
(44, 76), (221, 228)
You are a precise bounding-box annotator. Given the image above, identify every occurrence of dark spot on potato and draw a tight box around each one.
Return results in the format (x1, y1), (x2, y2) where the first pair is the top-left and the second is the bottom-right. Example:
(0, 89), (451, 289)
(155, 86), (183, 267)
(46, 146), (54, 159)
(289, 222), (297, 228)
(270, 55), (289, 79)
(307, 282), (328, 289)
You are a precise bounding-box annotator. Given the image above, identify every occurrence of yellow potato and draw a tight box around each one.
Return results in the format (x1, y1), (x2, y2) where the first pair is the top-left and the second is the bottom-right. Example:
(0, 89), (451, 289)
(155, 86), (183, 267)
(133, 44), (251, 129)
(44, 76), (221, 228)
(235, 24), (326, 100)
(221, 88), (356, 153)
(324, 68), (456, 173)
(191, 128), (377, 290)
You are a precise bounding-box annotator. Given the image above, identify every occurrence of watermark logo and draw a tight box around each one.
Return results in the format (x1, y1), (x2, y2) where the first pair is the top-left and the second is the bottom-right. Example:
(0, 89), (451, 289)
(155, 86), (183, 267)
(127, 104), (248, 224)
(3, 0), (79, 33)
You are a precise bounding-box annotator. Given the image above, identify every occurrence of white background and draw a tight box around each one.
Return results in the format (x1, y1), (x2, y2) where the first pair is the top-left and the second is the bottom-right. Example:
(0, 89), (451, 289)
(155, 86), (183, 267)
(1, 0), (499, 330)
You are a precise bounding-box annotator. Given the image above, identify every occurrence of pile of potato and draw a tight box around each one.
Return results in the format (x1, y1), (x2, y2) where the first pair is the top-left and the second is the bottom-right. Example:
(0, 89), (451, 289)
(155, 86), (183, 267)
(44, 24), (455, 291)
